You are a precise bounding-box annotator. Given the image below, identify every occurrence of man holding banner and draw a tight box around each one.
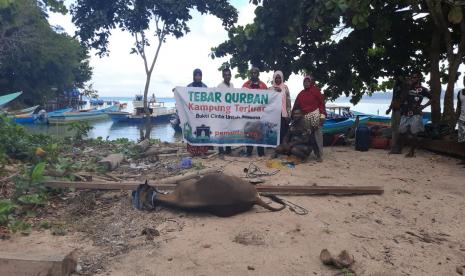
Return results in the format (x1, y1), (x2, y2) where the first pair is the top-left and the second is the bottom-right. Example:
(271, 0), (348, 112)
(173, 69), (281, 155)
(217, 68), (234, 155)
(242, 67), (269, 157)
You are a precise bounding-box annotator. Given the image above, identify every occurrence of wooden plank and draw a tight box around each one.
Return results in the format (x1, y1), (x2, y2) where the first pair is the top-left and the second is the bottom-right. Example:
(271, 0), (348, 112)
(256, 185), (384, 195)
(44, 181), (383, 195)
(0, 251), (76, 276)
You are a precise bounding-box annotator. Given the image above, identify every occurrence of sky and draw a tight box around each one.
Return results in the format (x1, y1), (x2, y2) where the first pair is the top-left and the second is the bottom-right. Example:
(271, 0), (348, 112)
(48, 1), (310, 99)
(48, 2), (465, 100)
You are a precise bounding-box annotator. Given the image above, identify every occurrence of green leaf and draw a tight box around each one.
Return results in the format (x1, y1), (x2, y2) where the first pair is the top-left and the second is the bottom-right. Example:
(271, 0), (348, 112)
(31, 162), (46, 182)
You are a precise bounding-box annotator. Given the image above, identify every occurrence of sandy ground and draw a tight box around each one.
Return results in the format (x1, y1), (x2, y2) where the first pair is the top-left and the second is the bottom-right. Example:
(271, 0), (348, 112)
(1, 146), (465, 276)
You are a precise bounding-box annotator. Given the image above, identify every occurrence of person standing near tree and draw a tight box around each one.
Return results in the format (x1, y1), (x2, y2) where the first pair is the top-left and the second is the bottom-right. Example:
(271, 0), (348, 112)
(242, 67), (268, 157)
(398, 71), (431, 157)
(456, 75), (465, 165)
(217, 68), (234, 155)
(293, 75), (326, 162)
(270, 70), (291, 145)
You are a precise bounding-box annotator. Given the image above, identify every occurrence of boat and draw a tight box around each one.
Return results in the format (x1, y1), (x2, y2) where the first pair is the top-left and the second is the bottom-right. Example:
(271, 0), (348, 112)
(323, 116), (370, 134)
(48, 105), (119, 124)
(364, 112), (432, 127)
(90, 99), (104, 105)
(0, 91), (22, 109)
(132, 94), (157, 109)
(9, 105), (39, 115)
(110, 96), (175, 124)
(12, 107), (73, 124)
(326, 104), (354, 119)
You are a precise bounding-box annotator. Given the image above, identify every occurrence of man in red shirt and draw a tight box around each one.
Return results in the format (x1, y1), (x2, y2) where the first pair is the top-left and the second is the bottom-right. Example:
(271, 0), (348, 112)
(242, 67), (268, 157)
(293, 75), (326, 161)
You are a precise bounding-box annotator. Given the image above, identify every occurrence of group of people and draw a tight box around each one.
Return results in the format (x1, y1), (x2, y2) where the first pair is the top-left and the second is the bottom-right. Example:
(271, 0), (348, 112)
(387, 71), (465, 163)
(184, 67), (326, 162)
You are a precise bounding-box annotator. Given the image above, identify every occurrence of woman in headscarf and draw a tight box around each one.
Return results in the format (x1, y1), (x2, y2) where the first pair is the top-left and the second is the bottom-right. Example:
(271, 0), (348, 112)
(270, 71), (291, 144)
(188, 68), (207, 88)
(186, 68), (209, 156)
(293, 75), (326, 162)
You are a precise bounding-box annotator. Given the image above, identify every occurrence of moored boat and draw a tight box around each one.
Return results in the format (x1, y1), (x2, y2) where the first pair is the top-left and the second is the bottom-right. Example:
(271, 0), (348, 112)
(110, 96), (175, 124)
(9, 105), (39, 115)
(323, 116), (369, 134)
(0, 91), (22, 109)
(12, 107), (73, 124)
(48, 105), (118, 124)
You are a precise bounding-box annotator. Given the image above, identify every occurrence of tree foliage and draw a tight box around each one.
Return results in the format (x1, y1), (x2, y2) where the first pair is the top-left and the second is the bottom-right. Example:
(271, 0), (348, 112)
(0, 0), (92, 106)
(213, 0), (431, 104)
(214, 0), (465, 128)
(71, 0), (238, 138)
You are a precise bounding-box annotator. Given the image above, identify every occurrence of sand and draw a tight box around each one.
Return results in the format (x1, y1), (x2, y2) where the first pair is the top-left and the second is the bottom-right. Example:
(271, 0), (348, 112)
(1, 147), (465, 275)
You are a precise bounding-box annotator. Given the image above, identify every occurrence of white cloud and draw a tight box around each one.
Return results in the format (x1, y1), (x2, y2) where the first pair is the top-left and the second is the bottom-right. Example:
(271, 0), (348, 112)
(47, 1), (310, 99)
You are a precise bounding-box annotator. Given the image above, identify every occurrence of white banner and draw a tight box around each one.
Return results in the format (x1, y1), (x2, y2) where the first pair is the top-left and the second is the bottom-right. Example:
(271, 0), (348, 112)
(174, 86), (281, 147)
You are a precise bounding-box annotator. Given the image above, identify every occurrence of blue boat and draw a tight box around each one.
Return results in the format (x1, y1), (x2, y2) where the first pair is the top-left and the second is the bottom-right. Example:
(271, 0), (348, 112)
(323, 116), (369, 134)
(12, 107), (74, 124)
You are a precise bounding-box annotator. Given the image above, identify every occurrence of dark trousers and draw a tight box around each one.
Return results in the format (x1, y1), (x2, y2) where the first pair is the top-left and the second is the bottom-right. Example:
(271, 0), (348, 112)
(247, 146), (264, 156)
(219, 146), (231, 154)
(280, 116), (289, 144)
(309, 130), (320, 158)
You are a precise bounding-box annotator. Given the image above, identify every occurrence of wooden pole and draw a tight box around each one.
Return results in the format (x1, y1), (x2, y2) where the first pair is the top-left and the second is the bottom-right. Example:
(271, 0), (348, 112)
(44, 181), (383, 196)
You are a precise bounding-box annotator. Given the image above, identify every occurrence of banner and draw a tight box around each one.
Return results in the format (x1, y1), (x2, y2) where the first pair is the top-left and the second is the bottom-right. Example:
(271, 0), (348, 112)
(174, 86), (281, 147)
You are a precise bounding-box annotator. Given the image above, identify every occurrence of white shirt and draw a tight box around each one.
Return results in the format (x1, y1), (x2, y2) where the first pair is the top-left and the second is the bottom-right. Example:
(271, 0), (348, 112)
(217, 82), (234, 89)
(459, 90), (465, 121)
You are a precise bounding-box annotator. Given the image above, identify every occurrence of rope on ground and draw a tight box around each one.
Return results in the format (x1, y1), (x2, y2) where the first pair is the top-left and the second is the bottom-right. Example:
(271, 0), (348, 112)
(244, 163), (279, 178)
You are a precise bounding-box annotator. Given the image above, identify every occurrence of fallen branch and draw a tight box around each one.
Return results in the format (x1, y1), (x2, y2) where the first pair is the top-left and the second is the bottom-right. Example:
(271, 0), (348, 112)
(0, 172), (19, 183)
(143, 147), (179, 156)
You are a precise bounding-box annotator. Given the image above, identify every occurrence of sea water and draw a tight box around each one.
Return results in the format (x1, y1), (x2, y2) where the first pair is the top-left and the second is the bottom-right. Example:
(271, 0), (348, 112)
(24, 93), (456, 142)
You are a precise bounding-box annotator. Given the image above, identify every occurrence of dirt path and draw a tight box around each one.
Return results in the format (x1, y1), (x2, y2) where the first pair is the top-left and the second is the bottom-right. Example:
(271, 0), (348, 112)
(2, 147), (465, 275)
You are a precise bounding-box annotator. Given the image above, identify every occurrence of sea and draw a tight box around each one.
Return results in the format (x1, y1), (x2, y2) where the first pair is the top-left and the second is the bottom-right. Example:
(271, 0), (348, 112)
(23, 92), (455, 142)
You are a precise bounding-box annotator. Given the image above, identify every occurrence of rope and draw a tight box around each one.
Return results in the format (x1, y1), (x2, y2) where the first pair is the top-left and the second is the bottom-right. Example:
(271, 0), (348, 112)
(244, 163), (279, 178)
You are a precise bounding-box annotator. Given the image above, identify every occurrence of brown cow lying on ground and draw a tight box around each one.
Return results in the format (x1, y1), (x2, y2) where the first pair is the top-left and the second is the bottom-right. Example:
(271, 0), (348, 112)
(132, 173), (286, 217)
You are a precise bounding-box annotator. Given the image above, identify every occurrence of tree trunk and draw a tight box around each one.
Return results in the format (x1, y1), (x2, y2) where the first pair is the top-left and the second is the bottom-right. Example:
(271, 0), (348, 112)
(429, 26), (442, 125)
(443, 57), (460, 128)
(142, 72), (152, 139)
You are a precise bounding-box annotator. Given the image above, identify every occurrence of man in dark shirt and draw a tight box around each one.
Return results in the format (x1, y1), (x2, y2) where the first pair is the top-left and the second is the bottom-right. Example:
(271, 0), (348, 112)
(398, 72), (431, 157)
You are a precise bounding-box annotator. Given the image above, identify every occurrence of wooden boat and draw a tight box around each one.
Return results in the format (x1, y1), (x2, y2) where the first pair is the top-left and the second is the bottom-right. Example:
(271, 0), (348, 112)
(421, 137), (465, 158)
(109, 98), (175, 124)
(0, 91), (22, 109)
(48, 105), (118, 124)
